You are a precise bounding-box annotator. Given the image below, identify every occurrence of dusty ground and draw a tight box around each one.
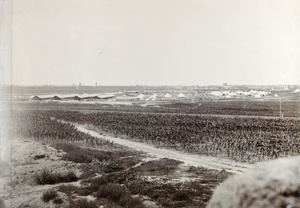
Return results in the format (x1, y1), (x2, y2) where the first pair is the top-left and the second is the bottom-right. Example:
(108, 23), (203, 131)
(1, 123), (250, 208)
(1, 137), (82, 208)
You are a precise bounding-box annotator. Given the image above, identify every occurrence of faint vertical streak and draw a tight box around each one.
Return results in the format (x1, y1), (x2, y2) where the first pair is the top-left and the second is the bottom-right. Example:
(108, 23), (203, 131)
(0, 0), (12, 207)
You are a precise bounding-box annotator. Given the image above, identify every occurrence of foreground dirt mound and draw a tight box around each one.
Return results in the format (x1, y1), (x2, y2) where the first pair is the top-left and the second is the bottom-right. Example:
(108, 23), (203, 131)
(207, 156), (300, 208)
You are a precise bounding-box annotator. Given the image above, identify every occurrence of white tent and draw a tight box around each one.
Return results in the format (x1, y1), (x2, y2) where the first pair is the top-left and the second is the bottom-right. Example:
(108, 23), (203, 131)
(98, 93), (116, 99)
(149, 94), (157, 100)
(32, 94), (61, 100)
(164, 93), (172, 98)
(58, 94), (80, 99)
(254, 94), (262, 98)
(36, 94), (59, 99)
(243, 91), (252, 96)
(210, 91), (223, 96)
(79, 93), (99, 99)
(177, 93), (186, 98)
(236, 91), (244, 95)
(293, 89), (300, 93)
(136, 94), (145, 100)
(229, 92), (237, 96)
(274, 94), (279, 97)
(257, 91), (269, 96)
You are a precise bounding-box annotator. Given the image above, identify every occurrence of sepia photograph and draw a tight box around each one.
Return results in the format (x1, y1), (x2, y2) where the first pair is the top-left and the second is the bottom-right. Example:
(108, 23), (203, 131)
(1, 0), (300, 207)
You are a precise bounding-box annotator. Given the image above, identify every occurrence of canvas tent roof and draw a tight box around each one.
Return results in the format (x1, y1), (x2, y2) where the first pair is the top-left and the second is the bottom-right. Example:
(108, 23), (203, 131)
(136, 94), (145, 100)
(31, 94), (61, 100)
(177, 93), (186, 98)
(150, 94), (157, 98)
(58, 94), (80, 99)
(293, 89), (300, 93)
(210, 91), (222, 96)
(30, 93), (116, 100)
(164, 93), (172, 98)
(30, 95), (42, 100)
(35, 94), (59, 99)
(75, 93), (115, 99)
(149, 94), (157, 100)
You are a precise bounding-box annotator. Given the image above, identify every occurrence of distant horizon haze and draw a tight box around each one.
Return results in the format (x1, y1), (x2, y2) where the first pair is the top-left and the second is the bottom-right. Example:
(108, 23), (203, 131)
(7, 83), (300, 88)
(9, 0), (300, 86)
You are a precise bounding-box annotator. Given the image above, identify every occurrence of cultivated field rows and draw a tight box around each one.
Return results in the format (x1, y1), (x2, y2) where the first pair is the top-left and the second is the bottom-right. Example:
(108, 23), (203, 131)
(77, 124), (251, 174)
(50, 110), (300, 163)
(5, 108), (300, 208)
(7, 110), (234, 208)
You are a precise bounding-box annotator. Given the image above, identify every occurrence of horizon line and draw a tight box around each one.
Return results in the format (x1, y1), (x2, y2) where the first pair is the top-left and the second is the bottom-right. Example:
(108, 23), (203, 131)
(3, 83), (300, 87)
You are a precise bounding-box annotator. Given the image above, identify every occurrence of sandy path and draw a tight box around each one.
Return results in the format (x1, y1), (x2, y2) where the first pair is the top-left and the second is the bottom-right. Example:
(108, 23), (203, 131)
(75, 125), (253, 174)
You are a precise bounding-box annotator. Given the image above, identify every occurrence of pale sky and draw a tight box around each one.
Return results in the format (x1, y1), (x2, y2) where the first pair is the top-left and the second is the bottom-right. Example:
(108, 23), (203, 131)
(12, 0), (300, 86)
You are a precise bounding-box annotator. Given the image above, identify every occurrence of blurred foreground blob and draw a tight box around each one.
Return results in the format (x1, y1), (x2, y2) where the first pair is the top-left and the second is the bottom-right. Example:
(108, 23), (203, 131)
(207, 156), (300, 208)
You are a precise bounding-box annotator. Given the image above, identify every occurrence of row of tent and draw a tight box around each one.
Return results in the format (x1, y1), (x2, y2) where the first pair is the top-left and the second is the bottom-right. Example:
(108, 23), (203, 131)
(135, 93), (187, 101)
(210, 90), (272, 98)
(24, 88), (300, 101)
(29, 92), (187, 101)
(30, 93), (116, 100)
(209, 89), (300, 98)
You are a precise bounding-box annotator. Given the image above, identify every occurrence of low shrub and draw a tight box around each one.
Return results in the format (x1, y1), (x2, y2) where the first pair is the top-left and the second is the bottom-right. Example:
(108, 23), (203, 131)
(53, 197), (64, 204)
(120, 196), (145, 208)
(67, 198), (98, 208)
(132, 158), (182, 176)
(55, 143), (114, 163)
(78, 163), (99, 179)
(89, 176), (109, 192)
(34, 154), (46, 160)
(42, 190), (58, 203)
(105, 170), (136, 184)
(57, 184), (78, 195)
(96, 183), (145, 207)
(127, 179), (154, 195)
(62, 151), (94, 163)
(64, 171), (78, 182)
(118, 156), (141, 169)
(173, 190), (190, 201)
(58, 176), (110, 197)
(36, 169), (78, 185)
(96, 184), (127, 202)
(57, 184), (93, 196)
(36, 170), (57, 185)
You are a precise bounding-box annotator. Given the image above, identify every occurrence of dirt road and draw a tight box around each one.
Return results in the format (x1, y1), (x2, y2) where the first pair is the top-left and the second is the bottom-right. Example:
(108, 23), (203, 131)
(75, 125), (253, 174)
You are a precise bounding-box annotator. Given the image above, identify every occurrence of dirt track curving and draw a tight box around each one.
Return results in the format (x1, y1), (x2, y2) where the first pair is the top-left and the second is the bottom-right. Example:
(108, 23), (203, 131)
(75, 125), (253, 174)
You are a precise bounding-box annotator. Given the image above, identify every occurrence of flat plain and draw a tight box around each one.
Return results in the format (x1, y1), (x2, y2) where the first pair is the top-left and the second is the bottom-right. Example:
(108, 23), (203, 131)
(2, 85), (300, 207)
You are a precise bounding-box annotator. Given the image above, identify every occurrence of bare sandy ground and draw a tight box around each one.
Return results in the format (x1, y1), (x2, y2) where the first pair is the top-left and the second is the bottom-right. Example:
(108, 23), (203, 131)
(0, 137), (81, 208)
(76, 125), (253, 174)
